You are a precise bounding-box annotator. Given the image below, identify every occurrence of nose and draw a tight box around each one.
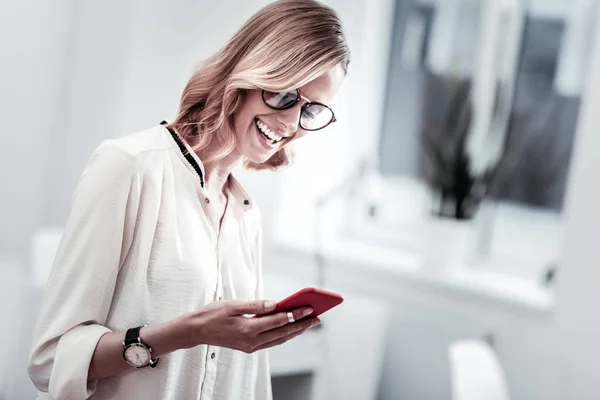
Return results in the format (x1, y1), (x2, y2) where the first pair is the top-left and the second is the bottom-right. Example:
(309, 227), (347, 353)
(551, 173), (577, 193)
(276, 104), (301, 135)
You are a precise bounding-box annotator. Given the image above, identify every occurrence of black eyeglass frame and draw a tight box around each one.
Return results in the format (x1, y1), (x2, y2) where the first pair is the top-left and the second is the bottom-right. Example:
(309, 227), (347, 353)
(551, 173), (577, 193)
(261, 89), (337, 131)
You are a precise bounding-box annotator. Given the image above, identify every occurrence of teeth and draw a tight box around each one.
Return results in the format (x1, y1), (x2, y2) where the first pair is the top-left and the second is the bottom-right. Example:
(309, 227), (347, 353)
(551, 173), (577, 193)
(256, 119), (282, 143)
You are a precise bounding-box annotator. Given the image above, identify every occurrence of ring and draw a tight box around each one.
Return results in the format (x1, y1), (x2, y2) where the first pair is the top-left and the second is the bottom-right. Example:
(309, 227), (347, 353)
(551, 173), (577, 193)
(287, 312), (295, 324)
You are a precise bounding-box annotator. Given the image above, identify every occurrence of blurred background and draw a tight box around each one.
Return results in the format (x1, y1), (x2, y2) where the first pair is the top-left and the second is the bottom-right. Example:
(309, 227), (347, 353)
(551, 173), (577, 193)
(2, 0), (600, 399)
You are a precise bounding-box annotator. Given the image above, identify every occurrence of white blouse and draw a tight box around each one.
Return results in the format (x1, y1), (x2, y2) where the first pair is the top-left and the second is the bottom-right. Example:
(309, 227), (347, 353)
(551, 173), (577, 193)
(27, 124), (272, 400)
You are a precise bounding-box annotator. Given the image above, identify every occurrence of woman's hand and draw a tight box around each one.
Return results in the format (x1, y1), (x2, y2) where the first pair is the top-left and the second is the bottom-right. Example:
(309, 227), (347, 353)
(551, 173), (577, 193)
(177, 300), (320, 353)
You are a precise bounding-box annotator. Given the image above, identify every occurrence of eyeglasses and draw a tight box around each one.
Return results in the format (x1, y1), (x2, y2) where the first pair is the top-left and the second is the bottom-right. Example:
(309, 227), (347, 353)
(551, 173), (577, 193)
(262, 89), (336, 131)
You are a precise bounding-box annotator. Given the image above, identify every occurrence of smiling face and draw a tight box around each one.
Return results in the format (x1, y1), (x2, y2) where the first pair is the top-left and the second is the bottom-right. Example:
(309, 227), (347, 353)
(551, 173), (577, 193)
(232, 64), (346, 164)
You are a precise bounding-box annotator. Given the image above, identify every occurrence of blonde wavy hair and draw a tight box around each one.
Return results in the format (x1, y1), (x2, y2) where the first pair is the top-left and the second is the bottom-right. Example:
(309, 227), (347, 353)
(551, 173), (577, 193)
(168, 0), (350, 170)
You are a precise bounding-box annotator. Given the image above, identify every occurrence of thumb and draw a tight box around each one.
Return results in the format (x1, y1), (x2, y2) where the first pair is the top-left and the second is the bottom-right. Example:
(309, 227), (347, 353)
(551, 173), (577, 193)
(230, 300), (277, 315)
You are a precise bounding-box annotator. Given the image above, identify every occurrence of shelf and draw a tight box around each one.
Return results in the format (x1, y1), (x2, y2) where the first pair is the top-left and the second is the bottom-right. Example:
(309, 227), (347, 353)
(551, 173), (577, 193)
(269, 236), (554, 316)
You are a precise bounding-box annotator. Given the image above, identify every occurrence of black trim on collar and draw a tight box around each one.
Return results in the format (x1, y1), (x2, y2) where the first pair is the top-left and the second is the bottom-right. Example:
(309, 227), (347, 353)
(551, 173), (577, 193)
(161, 121), (205, 188)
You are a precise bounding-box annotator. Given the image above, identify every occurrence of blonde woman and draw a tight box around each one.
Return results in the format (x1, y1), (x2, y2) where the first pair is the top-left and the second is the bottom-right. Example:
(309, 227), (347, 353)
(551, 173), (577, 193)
(26, 0), (349, 399)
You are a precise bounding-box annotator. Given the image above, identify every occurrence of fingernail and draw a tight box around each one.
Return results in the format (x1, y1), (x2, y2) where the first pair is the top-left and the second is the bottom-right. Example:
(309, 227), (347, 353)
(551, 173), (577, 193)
(264, 301), (276, 310)
(302, 308), (313, 317)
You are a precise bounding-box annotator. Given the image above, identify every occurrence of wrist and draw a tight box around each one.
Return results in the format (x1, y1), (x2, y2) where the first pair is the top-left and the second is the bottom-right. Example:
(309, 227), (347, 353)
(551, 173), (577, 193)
(171, 312), (205, 350)
(138, 318), (188, 357)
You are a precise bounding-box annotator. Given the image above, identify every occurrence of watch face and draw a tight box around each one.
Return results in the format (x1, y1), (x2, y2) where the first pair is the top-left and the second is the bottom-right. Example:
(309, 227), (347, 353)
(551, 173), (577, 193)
(124, 344), (150, 367)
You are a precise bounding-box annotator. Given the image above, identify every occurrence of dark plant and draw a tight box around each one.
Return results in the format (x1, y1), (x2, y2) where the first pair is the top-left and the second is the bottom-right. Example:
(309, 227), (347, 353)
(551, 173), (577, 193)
(421, 75), (476, 220)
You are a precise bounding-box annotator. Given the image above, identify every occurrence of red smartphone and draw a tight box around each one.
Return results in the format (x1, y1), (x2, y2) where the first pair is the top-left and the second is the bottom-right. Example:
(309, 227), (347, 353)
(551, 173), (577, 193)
(267, 287), (344, 317)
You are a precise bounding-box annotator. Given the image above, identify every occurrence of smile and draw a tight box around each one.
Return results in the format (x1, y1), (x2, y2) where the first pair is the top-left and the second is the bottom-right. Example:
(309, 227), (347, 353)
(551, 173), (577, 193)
(255, 118), (283, 144)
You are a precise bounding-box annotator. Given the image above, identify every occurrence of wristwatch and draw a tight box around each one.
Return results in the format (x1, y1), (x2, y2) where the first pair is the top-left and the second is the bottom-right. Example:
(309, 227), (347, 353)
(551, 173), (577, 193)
(122, 326), (160, 368)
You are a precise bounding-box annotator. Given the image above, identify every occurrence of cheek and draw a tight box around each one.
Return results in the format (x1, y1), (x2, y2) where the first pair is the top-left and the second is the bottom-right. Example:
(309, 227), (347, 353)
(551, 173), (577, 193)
(245, 91), (268, 114)
(233, 109), (255, 137)
(277, 130), (307, 150)
(235, 103), (264, 131)
(291, 129), (309, 141)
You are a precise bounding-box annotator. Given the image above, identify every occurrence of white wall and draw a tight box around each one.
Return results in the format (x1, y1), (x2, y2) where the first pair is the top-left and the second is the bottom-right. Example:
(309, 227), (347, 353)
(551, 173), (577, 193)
(41, 0), (139, 228)
(554, 2), (600, 397)
(0, 0), (75, 264)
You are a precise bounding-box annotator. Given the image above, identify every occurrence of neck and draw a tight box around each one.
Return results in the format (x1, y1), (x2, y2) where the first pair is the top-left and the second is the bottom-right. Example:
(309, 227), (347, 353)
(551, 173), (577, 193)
(195, 135), (243, 195)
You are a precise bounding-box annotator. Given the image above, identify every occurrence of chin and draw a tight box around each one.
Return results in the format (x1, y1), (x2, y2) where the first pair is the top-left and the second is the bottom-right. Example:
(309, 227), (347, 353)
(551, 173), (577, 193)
(246, 152), (275, 165)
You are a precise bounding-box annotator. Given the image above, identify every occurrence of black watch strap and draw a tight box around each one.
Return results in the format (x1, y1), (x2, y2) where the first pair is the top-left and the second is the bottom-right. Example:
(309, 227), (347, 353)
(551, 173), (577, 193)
(124, 326), (143, 346)
(124, 326), (160, 368)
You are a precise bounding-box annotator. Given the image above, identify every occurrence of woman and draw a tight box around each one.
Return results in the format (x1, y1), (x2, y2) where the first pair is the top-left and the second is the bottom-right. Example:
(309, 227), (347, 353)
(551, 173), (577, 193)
(26, 0), (349, 399)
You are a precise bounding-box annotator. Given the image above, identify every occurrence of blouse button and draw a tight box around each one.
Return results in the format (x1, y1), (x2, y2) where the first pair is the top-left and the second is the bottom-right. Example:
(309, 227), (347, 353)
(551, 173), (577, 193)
(244, 200), (250, 205)
(205, 197), (210, 204)
(211, 352), (216, 359)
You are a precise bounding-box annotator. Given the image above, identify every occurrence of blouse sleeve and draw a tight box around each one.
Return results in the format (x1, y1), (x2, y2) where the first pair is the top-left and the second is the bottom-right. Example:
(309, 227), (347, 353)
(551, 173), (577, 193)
(27, 140), (142, 400)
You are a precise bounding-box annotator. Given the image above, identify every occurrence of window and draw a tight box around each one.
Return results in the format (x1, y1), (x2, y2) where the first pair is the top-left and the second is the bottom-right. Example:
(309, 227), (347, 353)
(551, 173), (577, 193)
(354, 0), (596, 286)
